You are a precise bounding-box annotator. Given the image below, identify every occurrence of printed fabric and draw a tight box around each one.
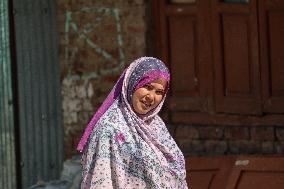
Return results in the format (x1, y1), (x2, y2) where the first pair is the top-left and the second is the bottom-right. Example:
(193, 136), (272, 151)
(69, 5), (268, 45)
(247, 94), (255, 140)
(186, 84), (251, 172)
(80, 57), (188, 189)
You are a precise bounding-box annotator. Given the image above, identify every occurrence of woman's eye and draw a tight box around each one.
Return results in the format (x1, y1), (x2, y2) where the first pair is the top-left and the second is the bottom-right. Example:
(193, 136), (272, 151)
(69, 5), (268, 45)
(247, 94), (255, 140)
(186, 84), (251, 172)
(156, 90), (164, 95)
(144, 84), (152, 90)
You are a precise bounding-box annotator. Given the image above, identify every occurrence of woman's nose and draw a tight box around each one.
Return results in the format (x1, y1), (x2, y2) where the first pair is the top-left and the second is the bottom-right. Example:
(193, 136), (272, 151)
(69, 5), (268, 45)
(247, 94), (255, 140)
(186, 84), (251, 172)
(145, 93), (154, 103)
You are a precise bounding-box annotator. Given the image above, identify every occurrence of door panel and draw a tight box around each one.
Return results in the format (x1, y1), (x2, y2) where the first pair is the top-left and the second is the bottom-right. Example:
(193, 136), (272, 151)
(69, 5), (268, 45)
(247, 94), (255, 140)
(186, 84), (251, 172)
(186, 156), (284, 189)
(212, 0), (261, 115)
(226, 157), (284, 189)
(187, 156), (236, 189)
(154, 0), (284, 120)
(155, 0), (213, 114)
(169, 16), (198, 97)
(222, 15), (251, 97)
(168, 15), (205, 111)
(259, 0), (284, 113)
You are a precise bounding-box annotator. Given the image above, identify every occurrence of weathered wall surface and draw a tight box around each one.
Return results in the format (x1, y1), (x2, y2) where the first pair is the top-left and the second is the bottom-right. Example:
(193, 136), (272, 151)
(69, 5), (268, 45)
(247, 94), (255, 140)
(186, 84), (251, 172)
(173, 125), (284, 156)
(57, 0), (283, 159)
(57, 0), (148, 158)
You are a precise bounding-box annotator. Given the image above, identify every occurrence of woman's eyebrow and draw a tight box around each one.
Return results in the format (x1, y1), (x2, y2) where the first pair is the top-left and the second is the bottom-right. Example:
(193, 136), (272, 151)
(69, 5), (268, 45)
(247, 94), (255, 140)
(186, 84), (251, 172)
(156, 87), (165, 92)
(149, 83), (165, 91)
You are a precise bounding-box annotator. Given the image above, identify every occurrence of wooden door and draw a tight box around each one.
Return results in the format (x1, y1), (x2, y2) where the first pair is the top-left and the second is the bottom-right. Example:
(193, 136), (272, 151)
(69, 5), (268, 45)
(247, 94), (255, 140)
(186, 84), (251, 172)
(259, 0), (284, 113)
(153, 0), (284, 123)
(226, 156), (284, 189)
(153, 0), (213, 116)
(187, 156), (236, 189)
(186, 156), (284, 189)
(211, 0), (261, 115)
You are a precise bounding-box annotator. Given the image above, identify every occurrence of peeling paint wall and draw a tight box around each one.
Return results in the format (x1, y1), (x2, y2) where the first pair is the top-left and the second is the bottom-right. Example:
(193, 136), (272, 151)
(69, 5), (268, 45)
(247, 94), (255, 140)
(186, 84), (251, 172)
(57, 0), (148, 158)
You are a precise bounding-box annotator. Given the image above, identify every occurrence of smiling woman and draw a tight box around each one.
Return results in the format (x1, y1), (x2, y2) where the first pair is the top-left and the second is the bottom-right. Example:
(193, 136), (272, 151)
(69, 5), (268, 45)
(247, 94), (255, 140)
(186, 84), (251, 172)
(77, 57), (188, 189)
(132, 78), (167, 115)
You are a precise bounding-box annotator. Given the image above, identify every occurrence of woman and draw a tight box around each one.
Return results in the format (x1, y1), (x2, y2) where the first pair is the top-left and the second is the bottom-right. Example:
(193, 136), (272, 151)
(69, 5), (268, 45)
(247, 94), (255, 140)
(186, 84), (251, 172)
(77, 57), (188, 189)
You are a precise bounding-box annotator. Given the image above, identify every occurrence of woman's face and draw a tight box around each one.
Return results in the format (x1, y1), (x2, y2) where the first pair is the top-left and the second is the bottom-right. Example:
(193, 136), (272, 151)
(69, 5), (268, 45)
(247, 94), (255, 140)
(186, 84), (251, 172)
(132, 78), (167, 115)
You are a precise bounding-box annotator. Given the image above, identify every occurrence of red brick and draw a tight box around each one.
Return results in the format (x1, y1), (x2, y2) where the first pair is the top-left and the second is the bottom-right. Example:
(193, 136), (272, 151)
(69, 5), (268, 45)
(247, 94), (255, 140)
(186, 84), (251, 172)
(251, 127), (275, 141)
(105, 24), (117, 32)
(198, 126), (223, 139)
(224, 127), (249, 140)
(276, 127), (284, 141)
(275, 142), (284, 154)
(204, 140), (227, 155)
(190, 140), (205, 154)
(261, 142), (275, 154)
(177, 139), (190, 154)
(127, 26), (145, 33)
(177, 139), (204, 155)
(175, 125), (199, 139)
(228, 140), (261, 154)
(65, 127), (83, 158)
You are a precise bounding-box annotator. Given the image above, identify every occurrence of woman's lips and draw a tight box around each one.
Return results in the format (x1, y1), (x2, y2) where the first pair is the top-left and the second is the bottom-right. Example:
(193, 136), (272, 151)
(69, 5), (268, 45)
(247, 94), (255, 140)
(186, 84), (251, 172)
(141, 100), (151, 109)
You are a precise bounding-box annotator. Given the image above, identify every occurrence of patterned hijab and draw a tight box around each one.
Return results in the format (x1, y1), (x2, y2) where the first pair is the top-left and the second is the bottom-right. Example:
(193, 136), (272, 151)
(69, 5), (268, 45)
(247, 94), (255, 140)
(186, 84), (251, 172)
(78, 57), (188, 188)
(77, 57), (170, 152)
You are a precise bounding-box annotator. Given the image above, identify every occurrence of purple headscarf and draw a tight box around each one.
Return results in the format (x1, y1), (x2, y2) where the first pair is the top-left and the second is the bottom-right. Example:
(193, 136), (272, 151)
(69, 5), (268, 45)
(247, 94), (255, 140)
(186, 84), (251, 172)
(77, 57), (170, 152)
(79, 57), (188, 188)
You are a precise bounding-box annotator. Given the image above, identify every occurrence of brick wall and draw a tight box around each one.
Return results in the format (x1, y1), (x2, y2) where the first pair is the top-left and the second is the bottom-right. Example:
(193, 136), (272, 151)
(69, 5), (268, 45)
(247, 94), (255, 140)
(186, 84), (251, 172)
(56, 0), (149, 158)
(57, 0), (284, 159)
(172, 125), (284, 156)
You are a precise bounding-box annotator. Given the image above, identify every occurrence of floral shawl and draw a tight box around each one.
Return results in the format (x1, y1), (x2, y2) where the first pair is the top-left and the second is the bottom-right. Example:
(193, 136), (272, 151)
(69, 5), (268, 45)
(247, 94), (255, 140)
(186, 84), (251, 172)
(78, 57), (188, 189)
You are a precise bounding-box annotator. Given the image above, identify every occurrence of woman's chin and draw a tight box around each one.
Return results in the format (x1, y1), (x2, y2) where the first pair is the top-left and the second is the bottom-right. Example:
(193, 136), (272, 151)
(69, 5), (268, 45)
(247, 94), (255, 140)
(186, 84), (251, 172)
(137, 110), (148, 115)
(136, 107), (150, 115)
(133, 102), (153, 115)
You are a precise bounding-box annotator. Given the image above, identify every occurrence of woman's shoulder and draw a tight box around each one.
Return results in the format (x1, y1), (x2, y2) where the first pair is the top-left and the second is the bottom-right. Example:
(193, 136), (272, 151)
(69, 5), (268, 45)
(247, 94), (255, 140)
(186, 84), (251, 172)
(95, 101), (126, 133)
(152, 115), (166, 128)
(151, 115), (171, 135)
(154, 115), (164, 123)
